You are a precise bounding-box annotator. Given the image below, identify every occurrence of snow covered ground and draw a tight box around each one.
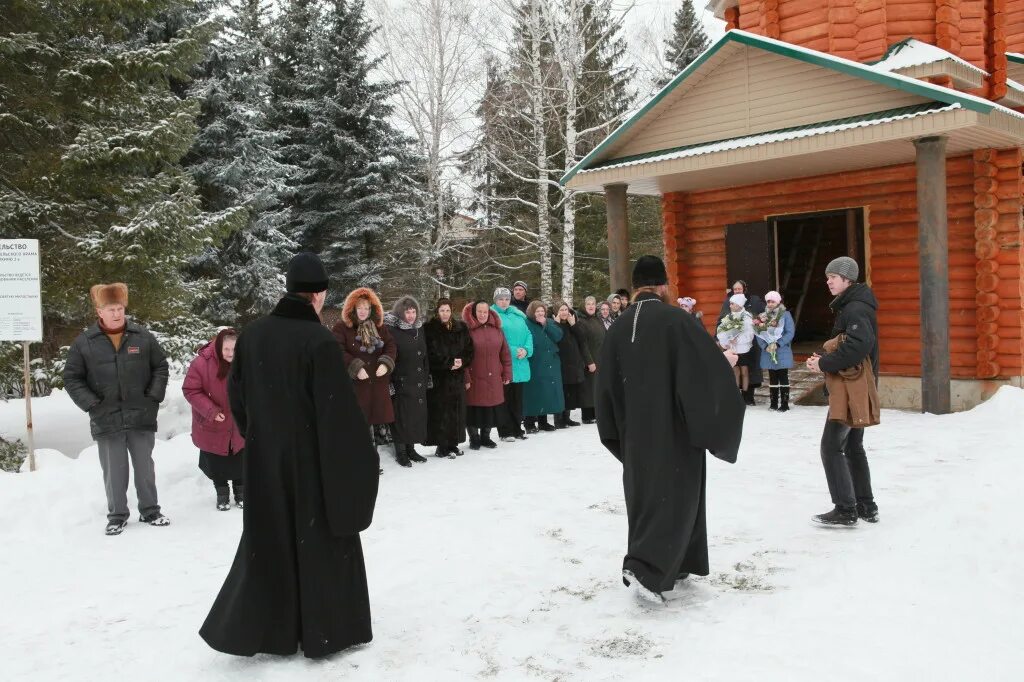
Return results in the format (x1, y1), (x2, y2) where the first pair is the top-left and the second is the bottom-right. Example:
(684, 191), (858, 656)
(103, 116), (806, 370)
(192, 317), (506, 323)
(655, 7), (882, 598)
(1, 384), (1021, 681)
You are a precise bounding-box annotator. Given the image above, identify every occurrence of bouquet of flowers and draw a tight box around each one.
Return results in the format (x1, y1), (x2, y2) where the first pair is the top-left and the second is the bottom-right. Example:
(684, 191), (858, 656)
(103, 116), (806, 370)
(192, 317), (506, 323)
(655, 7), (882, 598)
(716, 313), (747, 350)
(754, 305), (787, 364)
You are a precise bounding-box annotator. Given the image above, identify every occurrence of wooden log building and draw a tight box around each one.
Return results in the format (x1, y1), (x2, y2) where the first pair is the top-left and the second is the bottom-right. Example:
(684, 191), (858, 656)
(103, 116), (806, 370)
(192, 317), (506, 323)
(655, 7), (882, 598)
(563, 0), (1024, 412)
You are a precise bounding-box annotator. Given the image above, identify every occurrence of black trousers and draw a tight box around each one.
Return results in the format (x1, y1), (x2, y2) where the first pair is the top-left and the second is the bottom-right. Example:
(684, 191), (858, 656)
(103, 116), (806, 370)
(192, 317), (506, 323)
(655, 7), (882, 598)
(820, 420), (874, 510)
(767, 369), (789, 387)
(497, 383), (524, 438)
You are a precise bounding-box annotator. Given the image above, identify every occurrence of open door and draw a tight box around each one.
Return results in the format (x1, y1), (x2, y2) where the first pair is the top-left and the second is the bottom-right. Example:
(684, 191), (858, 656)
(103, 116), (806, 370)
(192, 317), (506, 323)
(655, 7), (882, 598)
(725, 221), (774, 299)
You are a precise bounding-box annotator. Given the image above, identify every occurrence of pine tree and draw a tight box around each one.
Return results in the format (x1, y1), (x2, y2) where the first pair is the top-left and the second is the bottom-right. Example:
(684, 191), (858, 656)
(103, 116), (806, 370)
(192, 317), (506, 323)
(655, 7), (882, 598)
(0, 0), (240, 349)
(660, 0), (710, 85)
(271, 0), (423, 302)
(184, 0), (296, 324)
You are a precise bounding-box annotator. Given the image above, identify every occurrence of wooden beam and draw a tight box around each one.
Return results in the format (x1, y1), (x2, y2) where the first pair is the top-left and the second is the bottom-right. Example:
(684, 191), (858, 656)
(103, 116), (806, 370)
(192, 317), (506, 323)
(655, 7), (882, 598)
(914, 136), (952, 414)
(605, 183), (631, 292)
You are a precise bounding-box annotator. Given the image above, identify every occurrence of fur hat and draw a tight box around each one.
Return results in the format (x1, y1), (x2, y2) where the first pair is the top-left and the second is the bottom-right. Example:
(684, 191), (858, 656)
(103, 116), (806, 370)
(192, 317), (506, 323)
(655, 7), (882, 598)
(90, 283), (128, 309)
(631, 256), (667, 288)
(729, 293), (747, 307)
(765, 291), (782, 303)
(286, 252), (329, 293)
(825, 256), (859, 282)
(390, 295), (421, 318)
(494, 287), (512, 302)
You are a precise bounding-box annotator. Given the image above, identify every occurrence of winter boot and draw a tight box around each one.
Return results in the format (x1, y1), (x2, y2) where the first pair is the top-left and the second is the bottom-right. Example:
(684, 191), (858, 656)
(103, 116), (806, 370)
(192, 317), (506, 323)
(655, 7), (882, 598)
(480, 428), (498, 449)
(537, 416), (555, 432)
(743, 387), (756, 406)
(468, 427), (481, 450)
(622, 569), (665, 605)
(449, 446), (464, 457)
(811, 506), (858, 528)
(564, 411), (581, 427)
(523, 418), (539, 434)
(779, 386), (791, 412)
(769, 387), (779, 411)
(233, 483), (244, 508)
(407, 444), (428, 463)
(394, 443), (413, 467)
(216, 486), (231, 511)
(857, 501), (880, 523)
(104, 519), (127, 536)
(553, 413), (566, 429)
(140, 512), (171, 527)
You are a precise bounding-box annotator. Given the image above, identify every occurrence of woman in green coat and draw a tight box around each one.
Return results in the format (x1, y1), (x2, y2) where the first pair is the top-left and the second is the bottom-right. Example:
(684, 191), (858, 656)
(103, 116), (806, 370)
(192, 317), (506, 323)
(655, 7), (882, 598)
(492, 288), (533, 441)
(522, 300), (564, 433)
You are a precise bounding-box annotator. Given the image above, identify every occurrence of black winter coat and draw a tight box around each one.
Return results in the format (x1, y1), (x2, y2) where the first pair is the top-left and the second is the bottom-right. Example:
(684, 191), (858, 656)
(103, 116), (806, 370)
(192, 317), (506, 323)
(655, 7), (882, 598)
(63, 322), (169, 438)
(556, 319), (590, 386)
(818, 283), (880, 380)
(423, 318), (474, 447)
(200, 294), (380, 660)
(575, 311), (605, 410)
(597, 293), (745, 594)
(385, 315), (430, 444)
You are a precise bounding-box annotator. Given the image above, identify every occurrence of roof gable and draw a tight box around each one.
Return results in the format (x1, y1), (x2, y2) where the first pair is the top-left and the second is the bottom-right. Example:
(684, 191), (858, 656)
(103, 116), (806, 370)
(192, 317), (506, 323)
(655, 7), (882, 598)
(562, 30), (1001, 186)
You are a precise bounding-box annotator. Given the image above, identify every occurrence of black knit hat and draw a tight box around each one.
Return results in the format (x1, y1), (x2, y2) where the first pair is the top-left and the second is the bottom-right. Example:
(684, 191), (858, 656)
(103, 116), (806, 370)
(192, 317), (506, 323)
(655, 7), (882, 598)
(286, 252), (329, 293)
(631, 255), (668, 288)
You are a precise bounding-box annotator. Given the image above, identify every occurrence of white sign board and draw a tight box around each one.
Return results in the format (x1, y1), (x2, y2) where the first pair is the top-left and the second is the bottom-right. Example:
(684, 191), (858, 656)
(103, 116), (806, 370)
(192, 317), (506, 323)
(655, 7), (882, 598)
(0, 239), (43, 342)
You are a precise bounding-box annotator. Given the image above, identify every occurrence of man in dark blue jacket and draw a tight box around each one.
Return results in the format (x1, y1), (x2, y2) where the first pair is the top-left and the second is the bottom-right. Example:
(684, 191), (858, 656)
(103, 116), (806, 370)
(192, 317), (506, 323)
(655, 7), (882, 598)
(64, 283), (170, 536)
(806, 257), (879, 527)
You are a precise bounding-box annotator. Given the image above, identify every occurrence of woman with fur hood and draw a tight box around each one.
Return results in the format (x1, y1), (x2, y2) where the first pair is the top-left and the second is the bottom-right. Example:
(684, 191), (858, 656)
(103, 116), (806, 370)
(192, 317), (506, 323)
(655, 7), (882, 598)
(461, 300), (513, 450)
(424, 299), (474, 458)
(182, 328), (245, 510)
(384, 296), (431, 467)
(333, 288), (397, 438)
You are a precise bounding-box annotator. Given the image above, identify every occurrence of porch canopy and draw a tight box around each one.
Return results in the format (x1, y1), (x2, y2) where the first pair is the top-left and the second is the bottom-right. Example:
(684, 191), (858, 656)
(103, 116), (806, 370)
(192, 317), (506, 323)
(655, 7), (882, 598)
(562, 31), (1024, 197)
(564, 30), (1024, 414)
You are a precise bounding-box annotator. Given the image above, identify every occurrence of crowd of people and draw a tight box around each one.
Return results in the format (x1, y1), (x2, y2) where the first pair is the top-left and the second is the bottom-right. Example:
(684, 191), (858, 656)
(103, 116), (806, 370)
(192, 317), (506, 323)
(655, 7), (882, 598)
(61, 250), (880, 656)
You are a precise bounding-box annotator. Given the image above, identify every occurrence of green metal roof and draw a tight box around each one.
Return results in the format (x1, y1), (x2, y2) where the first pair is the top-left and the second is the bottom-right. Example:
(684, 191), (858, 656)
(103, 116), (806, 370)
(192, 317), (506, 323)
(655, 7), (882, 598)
(561, 30), (1001, 187)
(581, 102), (956, 173)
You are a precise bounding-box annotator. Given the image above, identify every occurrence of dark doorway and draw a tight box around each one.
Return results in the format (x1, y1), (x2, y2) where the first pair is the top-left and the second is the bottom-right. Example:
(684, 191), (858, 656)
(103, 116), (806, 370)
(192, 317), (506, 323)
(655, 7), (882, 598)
(770, 208), (866, 349)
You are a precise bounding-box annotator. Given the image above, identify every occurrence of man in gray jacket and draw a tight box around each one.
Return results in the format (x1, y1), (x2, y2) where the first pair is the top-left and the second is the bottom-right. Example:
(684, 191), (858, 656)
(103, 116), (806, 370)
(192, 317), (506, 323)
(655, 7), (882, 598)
(64, 283), (170, 535)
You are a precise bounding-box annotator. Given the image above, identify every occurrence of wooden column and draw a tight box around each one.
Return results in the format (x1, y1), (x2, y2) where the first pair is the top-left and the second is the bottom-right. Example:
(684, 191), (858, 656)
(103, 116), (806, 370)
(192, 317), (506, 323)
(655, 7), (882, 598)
(914, 136), (951, 414)
(605, 183), (631, 292)
(845, 208), (858, 258)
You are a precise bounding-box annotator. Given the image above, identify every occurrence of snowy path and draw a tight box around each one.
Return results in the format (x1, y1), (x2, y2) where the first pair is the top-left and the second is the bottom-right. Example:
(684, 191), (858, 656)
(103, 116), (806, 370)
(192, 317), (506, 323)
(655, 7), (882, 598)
(0, 387), (1021, 680)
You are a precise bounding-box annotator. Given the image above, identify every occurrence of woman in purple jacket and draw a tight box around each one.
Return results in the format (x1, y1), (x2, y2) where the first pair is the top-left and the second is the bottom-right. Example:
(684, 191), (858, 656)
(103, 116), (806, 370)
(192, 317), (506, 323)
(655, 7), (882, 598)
(183, 329), (246, 510)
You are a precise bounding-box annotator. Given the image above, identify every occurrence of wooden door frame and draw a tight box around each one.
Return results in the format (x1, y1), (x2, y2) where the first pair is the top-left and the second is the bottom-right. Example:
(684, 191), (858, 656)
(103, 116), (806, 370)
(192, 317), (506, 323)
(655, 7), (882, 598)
(766, 205), (871, 290)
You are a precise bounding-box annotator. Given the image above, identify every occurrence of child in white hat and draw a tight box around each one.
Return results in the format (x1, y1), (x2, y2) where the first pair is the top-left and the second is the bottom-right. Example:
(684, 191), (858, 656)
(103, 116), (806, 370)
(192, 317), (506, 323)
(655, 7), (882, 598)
(717, 294), (755, 394)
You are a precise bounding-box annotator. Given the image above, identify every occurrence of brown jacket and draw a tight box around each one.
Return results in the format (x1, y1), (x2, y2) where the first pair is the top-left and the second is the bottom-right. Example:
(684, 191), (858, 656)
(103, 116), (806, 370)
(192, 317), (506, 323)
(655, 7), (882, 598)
(822, 334), (881, 428)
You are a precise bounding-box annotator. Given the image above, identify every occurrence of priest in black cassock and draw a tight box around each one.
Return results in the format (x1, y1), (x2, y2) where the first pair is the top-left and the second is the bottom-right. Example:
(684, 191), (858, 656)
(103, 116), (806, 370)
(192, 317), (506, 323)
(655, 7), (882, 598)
(596, 255), (746, 604)
(200, 253), (380, 658)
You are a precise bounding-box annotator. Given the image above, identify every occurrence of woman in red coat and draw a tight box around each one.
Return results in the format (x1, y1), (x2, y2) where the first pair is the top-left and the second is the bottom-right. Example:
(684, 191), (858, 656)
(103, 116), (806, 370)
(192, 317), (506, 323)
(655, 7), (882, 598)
(183, 328), (246, 510)
(461, 300), (512, 450)
(333, 288), (397, 438)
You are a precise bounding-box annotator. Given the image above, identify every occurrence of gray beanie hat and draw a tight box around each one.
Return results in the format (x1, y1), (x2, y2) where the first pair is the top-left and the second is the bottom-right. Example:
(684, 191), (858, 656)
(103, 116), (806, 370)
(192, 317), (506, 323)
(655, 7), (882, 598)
(825, 256), (859, 282)
(494, 287), (512, 302)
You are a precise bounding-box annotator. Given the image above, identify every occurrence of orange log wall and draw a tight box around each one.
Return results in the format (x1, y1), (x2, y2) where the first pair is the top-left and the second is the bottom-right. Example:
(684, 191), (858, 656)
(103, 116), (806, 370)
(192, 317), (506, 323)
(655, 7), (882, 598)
(730, 0), (1012, 99)
(661, 150), (1024, 379)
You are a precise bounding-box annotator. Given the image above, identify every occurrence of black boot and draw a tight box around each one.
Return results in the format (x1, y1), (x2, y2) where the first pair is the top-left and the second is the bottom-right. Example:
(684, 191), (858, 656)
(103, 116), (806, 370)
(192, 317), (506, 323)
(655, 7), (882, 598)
(468, 427), (481, 450)
(480, 428), (497, 448)
(394, 442), (413, 467)
(812, 506), (858, 527)
(553, 413), (565, 429)
(779, 386), (790, 412)
(564, 411), (581, 427)
(215, 486), (230, 511)
(407, 444), (428, 463)
(743, 387), (756, 406)
(523, 417), (538, 434)
(537, 416), (555, 432)
(232, 482), (244, 508)
(857, 501), (879, 523)
(769, 387), (779, 410)
(434, 446), (456, 459)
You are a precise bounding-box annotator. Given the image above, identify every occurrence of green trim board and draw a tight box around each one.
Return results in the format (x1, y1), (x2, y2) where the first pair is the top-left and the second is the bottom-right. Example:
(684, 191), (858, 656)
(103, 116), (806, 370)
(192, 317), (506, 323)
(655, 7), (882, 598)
(1009, 53), (1024, 65)
(561, 29), (1003, 187)
(579, 102), (956, 173)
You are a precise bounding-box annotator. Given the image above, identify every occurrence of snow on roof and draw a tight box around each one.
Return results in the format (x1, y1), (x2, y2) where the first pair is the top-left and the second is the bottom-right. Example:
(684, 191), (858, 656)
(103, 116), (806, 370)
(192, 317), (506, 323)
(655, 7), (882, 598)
(871, 38), (988, 77)
(578, 102), (961, 175)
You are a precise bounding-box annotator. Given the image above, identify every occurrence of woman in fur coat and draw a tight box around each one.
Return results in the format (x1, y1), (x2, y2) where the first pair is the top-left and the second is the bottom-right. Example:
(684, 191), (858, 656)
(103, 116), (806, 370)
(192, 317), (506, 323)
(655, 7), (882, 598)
(461, 300), (512, 450)
(333, 288), (397, 437)
(384, 296), (431, 467)
(424, 299), (474, 458)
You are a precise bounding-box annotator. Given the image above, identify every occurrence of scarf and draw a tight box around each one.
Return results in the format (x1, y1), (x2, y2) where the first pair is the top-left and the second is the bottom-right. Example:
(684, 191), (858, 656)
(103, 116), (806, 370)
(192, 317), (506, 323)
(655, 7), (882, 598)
(356, 319), (384, 353)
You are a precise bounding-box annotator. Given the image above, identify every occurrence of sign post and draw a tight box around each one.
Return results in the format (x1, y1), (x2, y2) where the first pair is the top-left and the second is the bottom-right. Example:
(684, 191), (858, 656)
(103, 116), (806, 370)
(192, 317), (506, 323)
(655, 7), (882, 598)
(0, 239), (43, 472)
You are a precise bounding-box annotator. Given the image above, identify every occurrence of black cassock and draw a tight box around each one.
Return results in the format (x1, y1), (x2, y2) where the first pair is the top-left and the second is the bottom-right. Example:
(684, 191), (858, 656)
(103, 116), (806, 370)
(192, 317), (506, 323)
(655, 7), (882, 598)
(200, 294), (380, 659)
(596, 292), (745, 593)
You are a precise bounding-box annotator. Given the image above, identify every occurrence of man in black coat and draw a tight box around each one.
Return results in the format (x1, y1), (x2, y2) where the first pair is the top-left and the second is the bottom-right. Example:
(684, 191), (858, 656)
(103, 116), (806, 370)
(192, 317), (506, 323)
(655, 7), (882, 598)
(64, 282), (170, 536)
(200, 252), (380, 659)
(597, 256), (746, 605)
(510, 280), (531, 314)
(806, 256), (879, 527)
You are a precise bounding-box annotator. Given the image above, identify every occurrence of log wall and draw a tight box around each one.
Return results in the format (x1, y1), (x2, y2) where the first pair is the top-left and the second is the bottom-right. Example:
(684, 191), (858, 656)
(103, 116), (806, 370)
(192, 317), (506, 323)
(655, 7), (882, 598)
(662, 150), (1024, 379)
